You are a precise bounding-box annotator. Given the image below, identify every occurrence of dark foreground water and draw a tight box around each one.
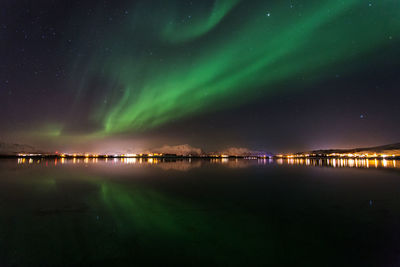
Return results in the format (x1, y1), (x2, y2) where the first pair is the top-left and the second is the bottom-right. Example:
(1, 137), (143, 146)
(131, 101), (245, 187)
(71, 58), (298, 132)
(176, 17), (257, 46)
(1, 158), (400, 266)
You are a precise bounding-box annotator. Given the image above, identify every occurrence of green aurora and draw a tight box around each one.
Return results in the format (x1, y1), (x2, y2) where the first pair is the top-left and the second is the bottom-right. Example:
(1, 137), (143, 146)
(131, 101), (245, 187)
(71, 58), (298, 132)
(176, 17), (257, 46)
(67, 0), (399, 137)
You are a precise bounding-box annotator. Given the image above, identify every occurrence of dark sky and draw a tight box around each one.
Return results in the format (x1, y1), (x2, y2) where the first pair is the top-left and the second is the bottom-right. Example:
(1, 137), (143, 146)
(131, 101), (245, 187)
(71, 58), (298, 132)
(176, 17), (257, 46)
(1, 0), (400, 153)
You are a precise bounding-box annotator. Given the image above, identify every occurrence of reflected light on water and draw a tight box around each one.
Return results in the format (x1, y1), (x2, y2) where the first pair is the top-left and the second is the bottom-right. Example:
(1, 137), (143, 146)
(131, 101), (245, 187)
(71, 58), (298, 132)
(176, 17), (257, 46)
(283, 158), (400, 169)
(125, 158), (137, 164)
(383, 159), (387, 167)
(15, 157), (400, 171)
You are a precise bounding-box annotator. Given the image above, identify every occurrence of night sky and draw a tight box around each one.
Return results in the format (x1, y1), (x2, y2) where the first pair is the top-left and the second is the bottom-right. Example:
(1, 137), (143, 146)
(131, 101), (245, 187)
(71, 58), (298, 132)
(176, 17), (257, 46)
(1, 0), (400, 153)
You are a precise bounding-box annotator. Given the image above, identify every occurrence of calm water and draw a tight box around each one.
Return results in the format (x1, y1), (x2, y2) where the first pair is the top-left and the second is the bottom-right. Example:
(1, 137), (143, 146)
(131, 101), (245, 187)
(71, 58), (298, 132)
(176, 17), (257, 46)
(1, 158), (400, 266)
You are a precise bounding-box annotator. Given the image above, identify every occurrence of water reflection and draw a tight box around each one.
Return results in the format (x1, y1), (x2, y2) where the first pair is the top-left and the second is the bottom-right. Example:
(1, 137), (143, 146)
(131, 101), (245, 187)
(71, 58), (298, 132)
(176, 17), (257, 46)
(16, 157), (400, 170)
(16, 157), (255, 169)
(272, 157), (400, 169)
(1, 159), (275, 266)
(4, 156), (400, 266)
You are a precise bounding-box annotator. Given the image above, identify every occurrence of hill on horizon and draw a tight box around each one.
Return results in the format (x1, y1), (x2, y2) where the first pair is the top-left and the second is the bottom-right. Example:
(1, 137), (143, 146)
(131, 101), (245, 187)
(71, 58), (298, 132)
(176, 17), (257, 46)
(307, 142), (400, 156)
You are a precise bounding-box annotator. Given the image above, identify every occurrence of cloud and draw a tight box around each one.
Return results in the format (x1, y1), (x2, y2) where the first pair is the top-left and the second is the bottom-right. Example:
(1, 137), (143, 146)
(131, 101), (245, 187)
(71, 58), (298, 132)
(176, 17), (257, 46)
(218, 147), (269, 156)
(150, 144), (203, 156)
(0, 142), (37, 155)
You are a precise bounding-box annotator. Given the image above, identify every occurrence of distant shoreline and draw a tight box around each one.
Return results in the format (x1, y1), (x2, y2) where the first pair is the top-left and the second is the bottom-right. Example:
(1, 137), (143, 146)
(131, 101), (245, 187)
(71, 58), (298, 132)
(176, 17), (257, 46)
(0, 155), (248, 159)
(1, 155), (399, 160)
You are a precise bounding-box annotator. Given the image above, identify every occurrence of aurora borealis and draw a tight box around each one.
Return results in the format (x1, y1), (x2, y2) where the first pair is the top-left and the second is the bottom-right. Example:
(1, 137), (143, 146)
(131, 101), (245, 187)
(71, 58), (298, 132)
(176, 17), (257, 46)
(1, 0), (400, 152)
(2, 1), (400, 263)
